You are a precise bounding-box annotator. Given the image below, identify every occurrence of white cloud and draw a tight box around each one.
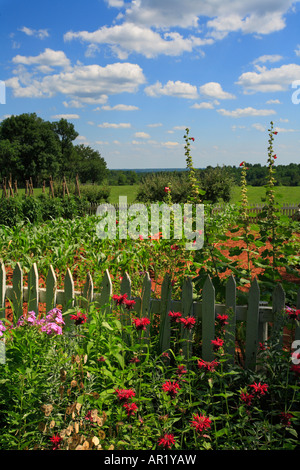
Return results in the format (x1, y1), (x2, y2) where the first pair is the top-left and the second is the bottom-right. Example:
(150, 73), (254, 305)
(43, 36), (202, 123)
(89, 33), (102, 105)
(274, 126), (298, 132)
(191, 102), (215, 109)
(6, 61), (146, 104)
(252, 123), (266, 132)
(237, 63), (300, 93)
(295, 44), (300, 56)
(218, 107), (276, 118)
(145, 80), (198, 99)
(19, 26), (49, 39)
(134, 131), (150, 139)
(98, 122), (131, 128)
(64, 22), (212, 59)
(253, 54), (283, 64)
(266, 99), (281, 104)
(122, 0), (298, 35)
(161, 141), (180, 148)
(102, 104), (139, 111)
(199, 82), (236, 100)
(51, 114), (80, 120)
(147, 123), (163, 127)
(12, 48), (71, 70)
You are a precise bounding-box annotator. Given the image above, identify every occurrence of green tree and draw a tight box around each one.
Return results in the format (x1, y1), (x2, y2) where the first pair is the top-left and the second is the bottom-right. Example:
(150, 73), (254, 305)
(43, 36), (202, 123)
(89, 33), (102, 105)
(199, 165), (234, 203)
(74, 144), (107, 184)
(51, 118), (79, 178)
(0, 113), (61, 185)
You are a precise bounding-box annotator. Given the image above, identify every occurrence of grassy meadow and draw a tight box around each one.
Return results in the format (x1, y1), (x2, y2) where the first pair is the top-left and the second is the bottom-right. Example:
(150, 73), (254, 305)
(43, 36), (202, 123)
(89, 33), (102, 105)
(8, 184), (300, 205)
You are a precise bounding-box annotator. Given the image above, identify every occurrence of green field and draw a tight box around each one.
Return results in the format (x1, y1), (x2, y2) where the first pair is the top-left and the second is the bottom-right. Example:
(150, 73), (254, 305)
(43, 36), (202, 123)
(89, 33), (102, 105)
(108, 184), (300, 205)
(9, 184), (299, 205)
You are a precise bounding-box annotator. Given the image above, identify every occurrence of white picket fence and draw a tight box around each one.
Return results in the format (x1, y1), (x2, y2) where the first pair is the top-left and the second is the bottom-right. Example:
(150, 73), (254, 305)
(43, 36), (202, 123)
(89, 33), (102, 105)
(1, 261), (299, 370)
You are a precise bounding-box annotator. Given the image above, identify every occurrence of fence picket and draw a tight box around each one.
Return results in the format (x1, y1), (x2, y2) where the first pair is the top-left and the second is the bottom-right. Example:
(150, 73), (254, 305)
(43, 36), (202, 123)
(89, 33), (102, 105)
(201, 275), (215, 362)
(158, 273), (172, 355)
(28, 263), (39, 314)
(12, 263), (23, 320)
(63, 268), (74, 326)
(224, 274), (236, 362)
(82, 271), (94, 309)
(245, 277), (260, 370)
(46, 265), (57, 314)
(181, 276), (194, 358)
(271, 283), (286, 350)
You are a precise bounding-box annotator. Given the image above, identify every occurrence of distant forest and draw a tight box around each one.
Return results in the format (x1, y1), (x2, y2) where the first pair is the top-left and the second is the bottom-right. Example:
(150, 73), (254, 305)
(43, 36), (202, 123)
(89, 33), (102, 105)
(0, 113), (299, 189)
(107, 163), (300, 187)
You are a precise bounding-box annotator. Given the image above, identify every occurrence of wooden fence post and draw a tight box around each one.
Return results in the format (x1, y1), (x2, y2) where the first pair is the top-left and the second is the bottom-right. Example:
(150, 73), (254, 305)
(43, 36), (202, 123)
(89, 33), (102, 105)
(245, 277), (260, 370)
(201, 275), (215, 362)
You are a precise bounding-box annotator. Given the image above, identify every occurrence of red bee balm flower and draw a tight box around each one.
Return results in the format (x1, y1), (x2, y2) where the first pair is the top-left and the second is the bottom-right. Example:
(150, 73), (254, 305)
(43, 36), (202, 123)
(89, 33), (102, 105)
(240, 391), (254, 406)
(249, 382), (268, 396)
(216, 314), (229, 326)
(70, 311), (87, 326)
(191, 413), (211, 434)
(197, 358), (219, 372)
(162, 380), (180, 398)
(50, 434), (63, 450)
(168, 311), (182, 322)
(112, 293), (128, 305)
(114, 388), (135, 402)
(211, 337), (224, 351)
(123, 402), (138, 417)
(132, 317), (150, 331)
(158, 433), (176, 449)
(180, 316), (196, 329)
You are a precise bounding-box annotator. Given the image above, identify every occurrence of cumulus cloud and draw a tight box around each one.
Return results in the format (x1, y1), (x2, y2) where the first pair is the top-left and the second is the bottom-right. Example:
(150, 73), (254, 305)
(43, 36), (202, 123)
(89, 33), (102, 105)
(64, 23), (212, 59)
(6, 61), (146, 104)
(237, 63), (300, 93)
(218, 107), (276, 118)
(102, 104), (139, 111)
(51, 114), (80, 119)
(253, 54), (283, 64)
(98, 122), (131, 128)
(19, 26), (49, 39)
(12, 48), (71, 70)
(199, 82), (236, 100)
(134, 131), (150, 139)
(122, 0), (298, 35)
(145, 80), (198, 99)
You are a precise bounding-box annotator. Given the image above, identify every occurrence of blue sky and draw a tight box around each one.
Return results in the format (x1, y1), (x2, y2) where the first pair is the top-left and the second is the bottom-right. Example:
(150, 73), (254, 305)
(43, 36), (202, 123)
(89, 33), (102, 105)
(1, 0), (300, 169)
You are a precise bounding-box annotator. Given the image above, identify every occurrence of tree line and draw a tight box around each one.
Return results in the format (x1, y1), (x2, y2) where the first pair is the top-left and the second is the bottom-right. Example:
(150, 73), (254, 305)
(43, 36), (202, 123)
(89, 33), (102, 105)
(0, 113), (107, 186)
(0, 113), (299, 189)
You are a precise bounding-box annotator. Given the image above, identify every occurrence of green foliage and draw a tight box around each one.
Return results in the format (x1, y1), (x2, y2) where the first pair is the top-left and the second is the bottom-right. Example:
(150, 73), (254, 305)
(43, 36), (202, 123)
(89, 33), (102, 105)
(136, 172), (191, 203)
(0, 303), (299, 450)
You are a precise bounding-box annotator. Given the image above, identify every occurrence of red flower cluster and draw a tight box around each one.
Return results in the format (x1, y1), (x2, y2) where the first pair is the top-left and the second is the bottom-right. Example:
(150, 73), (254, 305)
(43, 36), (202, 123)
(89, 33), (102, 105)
(180, 316), (196, 330)
(197, 358), (219, 372)
(123, 402), (138, 417)
(285, 306), (300, 320)
(211, 337), (224, 351)
(216, 314), (229, 327)
(113, 293), (136, 310)
(114, 388), (136, 402)
(132, 317), (150, 331)
(190, 413), (211, 434)
(158, 433), (176, 449)
(249, 382), (268, 396)
(162, 380), (180, 398)
(70, 311), (87, 326)
(168, 311), (182, 323)
(280, 412), (293, 427)
(240, 391), (254, 406)
(50, 434), (63, 450)
(164, 186), (171, 193)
